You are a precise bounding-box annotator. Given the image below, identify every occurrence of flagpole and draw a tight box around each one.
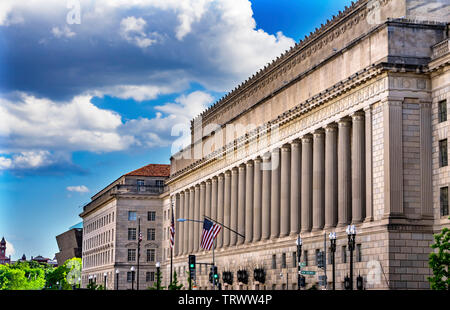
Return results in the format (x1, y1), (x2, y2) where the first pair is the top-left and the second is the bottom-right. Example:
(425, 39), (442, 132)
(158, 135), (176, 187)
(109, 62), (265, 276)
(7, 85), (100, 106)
(212, 239), (215, 291)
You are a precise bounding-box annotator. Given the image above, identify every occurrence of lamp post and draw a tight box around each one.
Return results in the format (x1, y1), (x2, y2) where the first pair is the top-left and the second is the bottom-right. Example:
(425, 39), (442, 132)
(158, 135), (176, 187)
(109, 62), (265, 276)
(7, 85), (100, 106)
(156, 262), (161, 290)
(88, 275), (92, 286)
(93, 274), (97, 284)
(296, 235), (302, 290)
(131, 266), (135, 290)
(329, 232), (337, 290)
(346, 225), (356, 290)
(115, 269), (119, 290)
(103, 272), (107, 290)
(78, 277), (81, 289)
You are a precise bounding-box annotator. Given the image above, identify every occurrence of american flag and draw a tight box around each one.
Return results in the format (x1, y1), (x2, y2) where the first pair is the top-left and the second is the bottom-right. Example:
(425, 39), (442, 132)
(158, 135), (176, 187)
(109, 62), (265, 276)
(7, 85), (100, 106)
(200, 218), (221, 250)
(169, 208), (175, 249)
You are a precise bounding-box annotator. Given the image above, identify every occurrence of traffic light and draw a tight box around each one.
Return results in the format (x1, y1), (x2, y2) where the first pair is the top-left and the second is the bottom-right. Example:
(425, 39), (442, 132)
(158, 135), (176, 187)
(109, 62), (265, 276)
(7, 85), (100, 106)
(188, 255), (196, 281)
(209, 266), (219, 284)
(316, 251), (325, 269)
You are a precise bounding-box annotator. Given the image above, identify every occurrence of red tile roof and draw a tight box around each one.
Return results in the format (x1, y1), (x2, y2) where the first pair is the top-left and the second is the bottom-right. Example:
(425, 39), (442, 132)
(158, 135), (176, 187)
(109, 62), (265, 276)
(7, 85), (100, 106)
(125, 164), (170, 177)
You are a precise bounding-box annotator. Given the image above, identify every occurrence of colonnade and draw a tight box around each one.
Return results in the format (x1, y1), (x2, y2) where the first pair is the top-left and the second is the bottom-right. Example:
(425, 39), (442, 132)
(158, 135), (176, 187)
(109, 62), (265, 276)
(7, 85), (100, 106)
(173, 110), (371, 256)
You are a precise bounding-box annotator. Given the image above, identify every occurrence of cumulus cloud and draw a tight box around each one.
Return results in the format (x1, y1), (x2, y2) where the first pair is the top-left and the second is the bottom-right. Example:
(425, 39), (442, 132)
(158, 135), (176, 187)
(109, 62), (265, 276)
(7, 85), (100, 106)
(0, 0), (295, 100)
(66, 185), (89, 193)
(5, 240), (14, 257)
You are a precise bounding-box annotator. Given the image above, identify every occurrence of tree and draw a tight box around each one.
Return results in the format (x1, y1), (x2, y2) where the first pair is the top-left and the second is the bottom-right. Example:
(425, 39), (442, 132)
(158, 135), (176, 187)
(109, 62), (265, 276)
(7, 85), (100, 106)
(147, 271), (166, 290)
(0, 262), (46, 290)
(428, 222), (449, 290)
(44, 257), (81, 290)
(168, 271), (183, 290)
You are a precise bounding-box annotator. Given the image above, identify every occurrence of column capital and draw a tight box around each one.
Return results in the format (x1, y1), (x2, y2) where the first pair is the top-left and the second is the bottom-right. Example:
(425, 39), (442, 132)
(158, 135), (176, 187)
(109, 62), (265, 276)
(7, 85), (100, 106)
(246, 160), (254, 167)
(363, 105), (372, 112)
(179, 191), (185, 197)
(281, 143), (291, 152)
(232, 167), (239, 174)
(262, 152), (271, 161)
(239, 163), (246, 170)
(301, 134), (313, 144)
(225, 170), (232, 176)
(338, 117), (352, 127)
(254, 156), (262, 163)
(351, 111), (365, 121)
(291, 138), (301, 146)
(212, 176), (218, 182)
(313, 128), (325, 137)
(381, 96), (403, 106)
(206, 179), (212, 184)
(200, 181), (206, 187)
(189, 187), (195, 192)
(325, 123), (338, 132)
(195, 184), (200, 189)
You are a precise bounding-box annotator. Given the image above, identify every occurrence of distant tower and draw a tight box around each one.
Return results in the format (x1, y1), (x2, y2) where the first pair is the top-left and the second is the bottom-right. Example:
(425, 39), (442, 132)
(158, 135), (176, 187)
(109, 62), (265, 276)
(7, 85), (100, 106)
(0, 237), (10, 264)
(0, 237), (6, 258)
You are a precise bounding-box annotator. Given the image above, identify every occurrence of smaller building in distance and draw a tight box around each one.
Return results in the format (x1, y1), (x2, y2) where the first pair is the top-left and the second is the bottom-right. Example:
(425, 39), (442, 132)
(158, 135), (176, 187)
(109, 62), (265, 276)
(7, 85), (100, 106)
(0, 237), (11, 265)
(79, 163), (170, 290)
(55, 222), (83, 265)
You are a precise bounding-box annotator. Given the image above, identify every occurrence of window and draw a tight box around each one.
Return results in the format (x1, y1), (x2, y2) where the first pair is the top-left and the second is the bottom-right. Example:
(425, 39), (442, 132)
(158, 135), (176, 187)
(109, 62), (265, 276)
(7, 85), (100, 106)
(438, 100), (447, 123)
(147, 228), (156, 241)
(148, 211), (156, 221)
(156, 180), (164, 187)
(128, 211), (137, 221)
(272, 254), (276, 269)
(127, 272), (133, 282)
(441, 187), (449, 216)
(292, 252), (297, 267)
(146, 272), (155, 282)
(147, 249), (155, 262)
(440, 139), (448, 167)
(303, 250), (308, 266)
(281, 253), (286, 268)
(342, 246), (347, 264)
(356, 244), (362, 262)
(128, 228), (136, 240)
(127, 249), (136, 262)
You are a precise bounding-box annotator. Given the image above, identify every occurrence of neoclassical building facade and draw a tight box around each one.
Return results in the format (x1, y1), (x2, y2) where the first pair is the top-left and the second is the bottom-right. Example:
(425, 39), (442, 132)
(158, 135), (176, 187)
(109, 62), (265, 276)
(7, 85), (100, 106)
(164, 0), (449, 290)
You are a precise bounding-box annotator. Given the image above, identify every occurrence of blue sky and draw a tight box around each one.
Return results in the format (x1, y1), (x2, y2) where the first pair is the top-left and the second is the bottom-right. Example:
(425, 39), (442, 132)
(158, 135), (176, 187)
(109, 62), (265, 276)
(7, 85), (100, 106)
(0, 0), (353, 260)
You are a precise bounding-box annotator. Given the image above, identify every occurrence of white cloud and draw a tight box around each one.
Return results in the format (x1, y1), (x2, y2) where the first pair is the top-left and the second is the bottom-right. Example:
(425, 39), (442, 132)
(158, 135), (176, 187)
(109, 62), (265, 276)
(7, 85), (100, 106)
(119, 16), (159, 48)
(5, 240), (15, 257)
(66, 185), (89, 193)
(51, 26), (76, 38)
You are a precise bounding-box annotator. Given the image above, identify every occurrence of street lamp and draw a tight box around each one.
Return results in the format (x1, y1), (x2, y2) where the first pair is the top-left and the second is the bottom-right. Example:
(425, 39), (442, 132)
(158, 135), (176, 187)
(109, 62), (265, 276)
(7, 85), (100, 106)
(93, 274), (97, 284)
(88, 275), (93, 286)
(103, 272), (107, 290)
(156, 262), (161, 290)
(115, 269), (119, 290)
(346, 225), (356, 290)
(296, 235), (303, 290)
(130, 266), (135, 290)
(329, 232), (337, 290)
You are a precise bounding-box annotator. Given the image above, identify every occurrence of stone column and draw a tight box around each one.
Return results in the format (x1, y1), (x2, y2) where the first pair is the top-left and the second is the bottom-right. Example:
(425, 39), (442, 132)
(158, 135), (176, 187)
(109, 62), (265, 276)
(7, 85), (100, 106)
(301, 135), (313, 233)
(338, 118), (352, 227)
(271, 148), (281, 239)
(290, 139), (301, 235)
(205, 179), (212, 220)
(217, 174), (225, 248)
(194, 184), (201, 252)
(351, 112), (366, 224)
(223, 170), (231, 247)
(188, 187), (195, 253)
(175, 193), (182, 256)
(324, 124), (338, 228)
(420, 101), (433, 219)
(230, 167), (239, 246)
(383, 98), (404, 218)
(262, 152), (271, 240)
(253, 157), (262, 242)
(280, 144), (291, 237)
(364, 106), (373, 222)
(238, 164), (246, 245)
(211, 177), (218, 221)
(313, 129), (325, 231)
(245, 160), (254, 244)
(183, 189), (189, 255)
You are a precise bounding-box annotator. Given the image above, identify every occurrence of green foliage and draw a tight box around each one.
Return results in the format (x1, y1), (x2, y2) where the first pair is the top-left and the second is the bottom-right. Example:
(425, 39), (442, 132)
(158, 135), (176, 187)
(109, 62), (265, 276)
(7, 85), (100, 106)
(86, 281), (99, 290)
(44, 257), (81, 290)
(428, 223), (449, 290)
(147, 270), (166, 290)
(0, 262), (46, 290)
(168, 271), (183, 290)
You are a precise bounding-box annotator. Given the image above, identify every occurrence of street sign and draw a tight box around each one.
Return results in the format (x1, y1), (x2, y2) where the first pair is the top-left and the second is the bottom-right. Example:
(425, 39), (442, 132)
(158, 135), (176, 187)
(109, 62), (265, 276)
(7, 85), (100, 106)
(300, 270), (316, 275)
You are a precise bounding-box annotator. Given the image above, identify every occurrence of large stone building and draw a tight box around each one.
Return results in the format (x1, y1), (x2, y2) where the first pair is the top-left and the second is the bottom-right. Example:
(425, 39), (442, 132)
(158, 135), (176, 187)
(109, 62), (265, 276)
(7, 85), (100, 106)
(165, 0), (450, 290)
(0, 237), (11, 265)
(79, 164), (170, 289)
